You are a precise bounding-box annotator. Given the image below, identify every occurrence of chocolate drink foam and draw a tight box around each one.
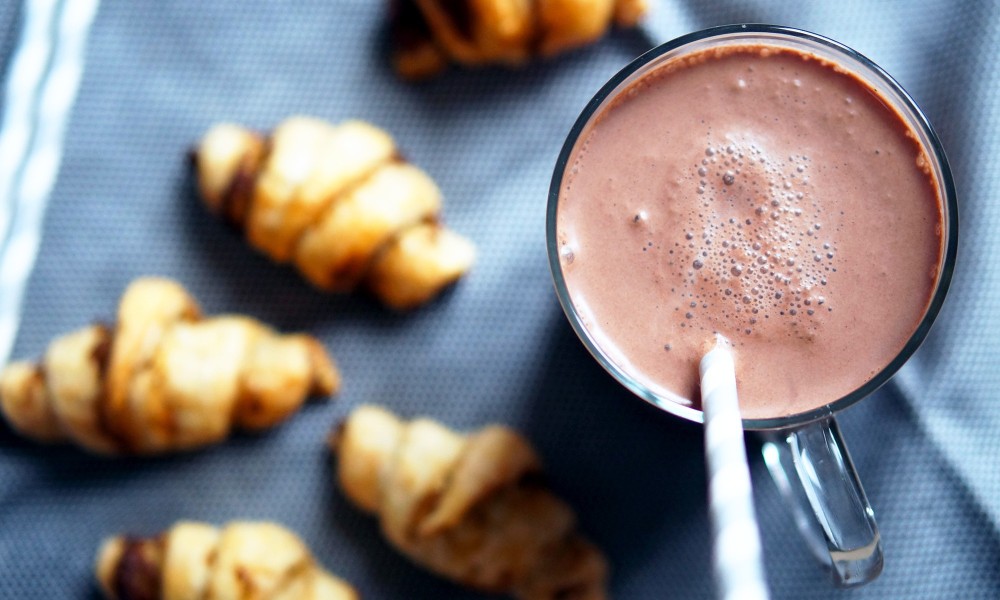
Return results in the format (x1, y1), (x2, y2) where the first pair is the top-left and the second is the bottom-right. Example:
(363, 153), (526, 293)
(556, 44), (944, 419)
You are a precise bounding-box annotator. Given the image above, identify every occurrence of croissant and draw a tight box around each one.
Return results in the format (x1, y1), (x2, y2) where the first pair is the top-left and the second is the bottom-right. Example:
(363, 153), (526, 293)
(330, 405), (608, 599)
(193, 117), (476, 310)
(0, 277), (339, 455)
(390, 0), (649, 80)
(95, 520), (359, 600)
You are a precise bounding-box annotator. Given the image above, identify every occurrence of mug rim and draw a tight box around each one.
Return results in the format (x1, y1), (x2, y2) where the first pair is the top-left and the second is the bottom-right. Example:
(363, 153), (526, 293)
(546, 24), (959, 430)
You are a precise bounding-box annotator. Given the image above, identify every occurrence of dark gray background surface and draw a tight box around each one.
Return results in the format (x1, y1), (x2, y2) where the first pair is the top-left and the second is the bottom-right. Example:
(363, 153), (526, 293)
(1, 1), (999, 598)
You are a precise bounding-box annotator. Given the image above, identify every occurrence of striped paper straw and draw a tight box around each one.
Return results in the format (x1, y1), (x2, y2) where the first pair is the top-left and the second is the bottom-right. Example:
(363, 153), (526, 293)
(700, 335), (770, 600)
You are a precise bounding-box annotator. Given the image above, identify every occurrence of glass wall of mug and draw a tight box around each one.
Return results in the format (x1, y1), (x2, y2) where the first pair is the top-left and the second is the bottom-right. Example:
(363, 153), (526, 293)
(547, 24), (957, 586)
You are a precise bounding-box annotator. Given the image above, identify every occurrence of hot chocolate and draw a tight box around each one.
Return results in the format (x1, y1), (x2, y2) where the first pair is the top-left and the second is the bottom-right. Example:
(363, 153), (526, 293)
(555, 44), (944, 419)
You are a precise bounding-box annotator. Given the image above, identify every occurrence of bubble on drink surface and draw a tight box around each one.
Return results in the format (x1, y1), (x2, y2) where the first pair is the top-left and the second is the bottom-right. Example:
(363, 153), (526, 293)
(698, 166), (708, 177)
(679, 140), (841, 332)
(633, 210), (649, 224)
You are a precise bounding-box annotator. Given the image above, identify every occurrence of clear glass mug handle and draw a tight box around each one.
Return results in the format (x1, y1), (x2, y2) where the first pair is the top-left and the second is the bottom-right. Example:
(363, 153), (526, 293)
(761, 416), (884, 587)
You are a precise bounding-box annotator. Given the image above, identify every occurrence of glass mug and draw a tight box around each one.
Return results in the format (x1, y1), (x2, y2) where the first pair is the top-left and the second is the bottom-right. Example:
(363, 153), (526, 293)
(546, 25), (958, 587)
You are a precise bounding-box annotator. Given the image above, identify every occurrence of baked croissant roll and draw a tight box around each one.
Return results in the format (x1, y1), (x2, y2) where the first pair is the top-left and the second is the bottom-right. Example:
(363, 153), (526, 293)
(194, 117), (476, 310)
(0, 277), (339, 455)
(390, 0), (649, 80)
(95, 521), (359, 600)
(331, 405), (608, 599)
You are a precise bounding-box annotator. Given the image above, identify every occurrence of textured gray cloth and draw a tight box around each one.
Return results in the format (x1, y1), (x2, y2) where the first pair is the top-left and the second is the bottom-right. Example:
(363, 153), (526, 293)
(1, 1), (999, 598)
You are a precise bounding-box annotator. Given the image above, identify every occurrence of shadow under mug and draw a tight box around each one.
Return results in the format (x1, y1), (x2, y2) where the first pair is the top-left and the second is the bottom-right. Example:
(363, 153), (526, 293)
(546, 24), (958, 587)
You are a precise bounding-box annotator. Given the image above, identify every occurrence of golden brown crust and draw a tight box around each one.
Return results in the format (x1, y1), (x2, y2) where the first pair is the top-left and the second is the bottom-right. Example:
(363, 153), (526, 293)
(195, 124), (268, 228)
(612, 0), (648, 27)
(293, 162), (443, 292)
(391, 0), (648, 78)
(367, 222), (477, 310)
(391, 0), (451, 80)
(43, 324), (119, 454)
(0, 277), (339, 455)
(0, 362), (64, 443)
(537, 0), (616, 57)
(95, 521), (359, 600)
(414, 0), (535, 67)
(103, 278), (200, 452)
(331, 405), (607, 599)
(193, 117), (475, 309)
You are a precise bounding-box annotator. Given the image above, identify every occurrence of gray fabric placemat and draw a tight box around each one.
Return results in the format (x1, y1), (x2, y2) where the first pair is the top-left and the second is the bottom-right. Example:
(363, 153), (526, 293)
(2, 1), (999, 598)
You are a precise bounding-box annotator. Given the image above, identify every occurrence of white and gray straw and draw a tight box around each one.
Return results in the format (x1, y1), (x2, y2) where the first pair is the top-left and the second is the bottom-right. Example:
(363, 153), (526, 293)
(700, 334), (770, 600)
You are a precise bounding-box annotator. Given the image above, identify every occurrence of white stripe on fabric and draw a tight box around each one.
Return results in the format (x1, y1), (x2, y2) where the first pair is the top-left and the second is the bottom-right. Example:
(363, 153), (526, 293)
(0, 0), (100, 368)
(0, 0), (59, 256)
